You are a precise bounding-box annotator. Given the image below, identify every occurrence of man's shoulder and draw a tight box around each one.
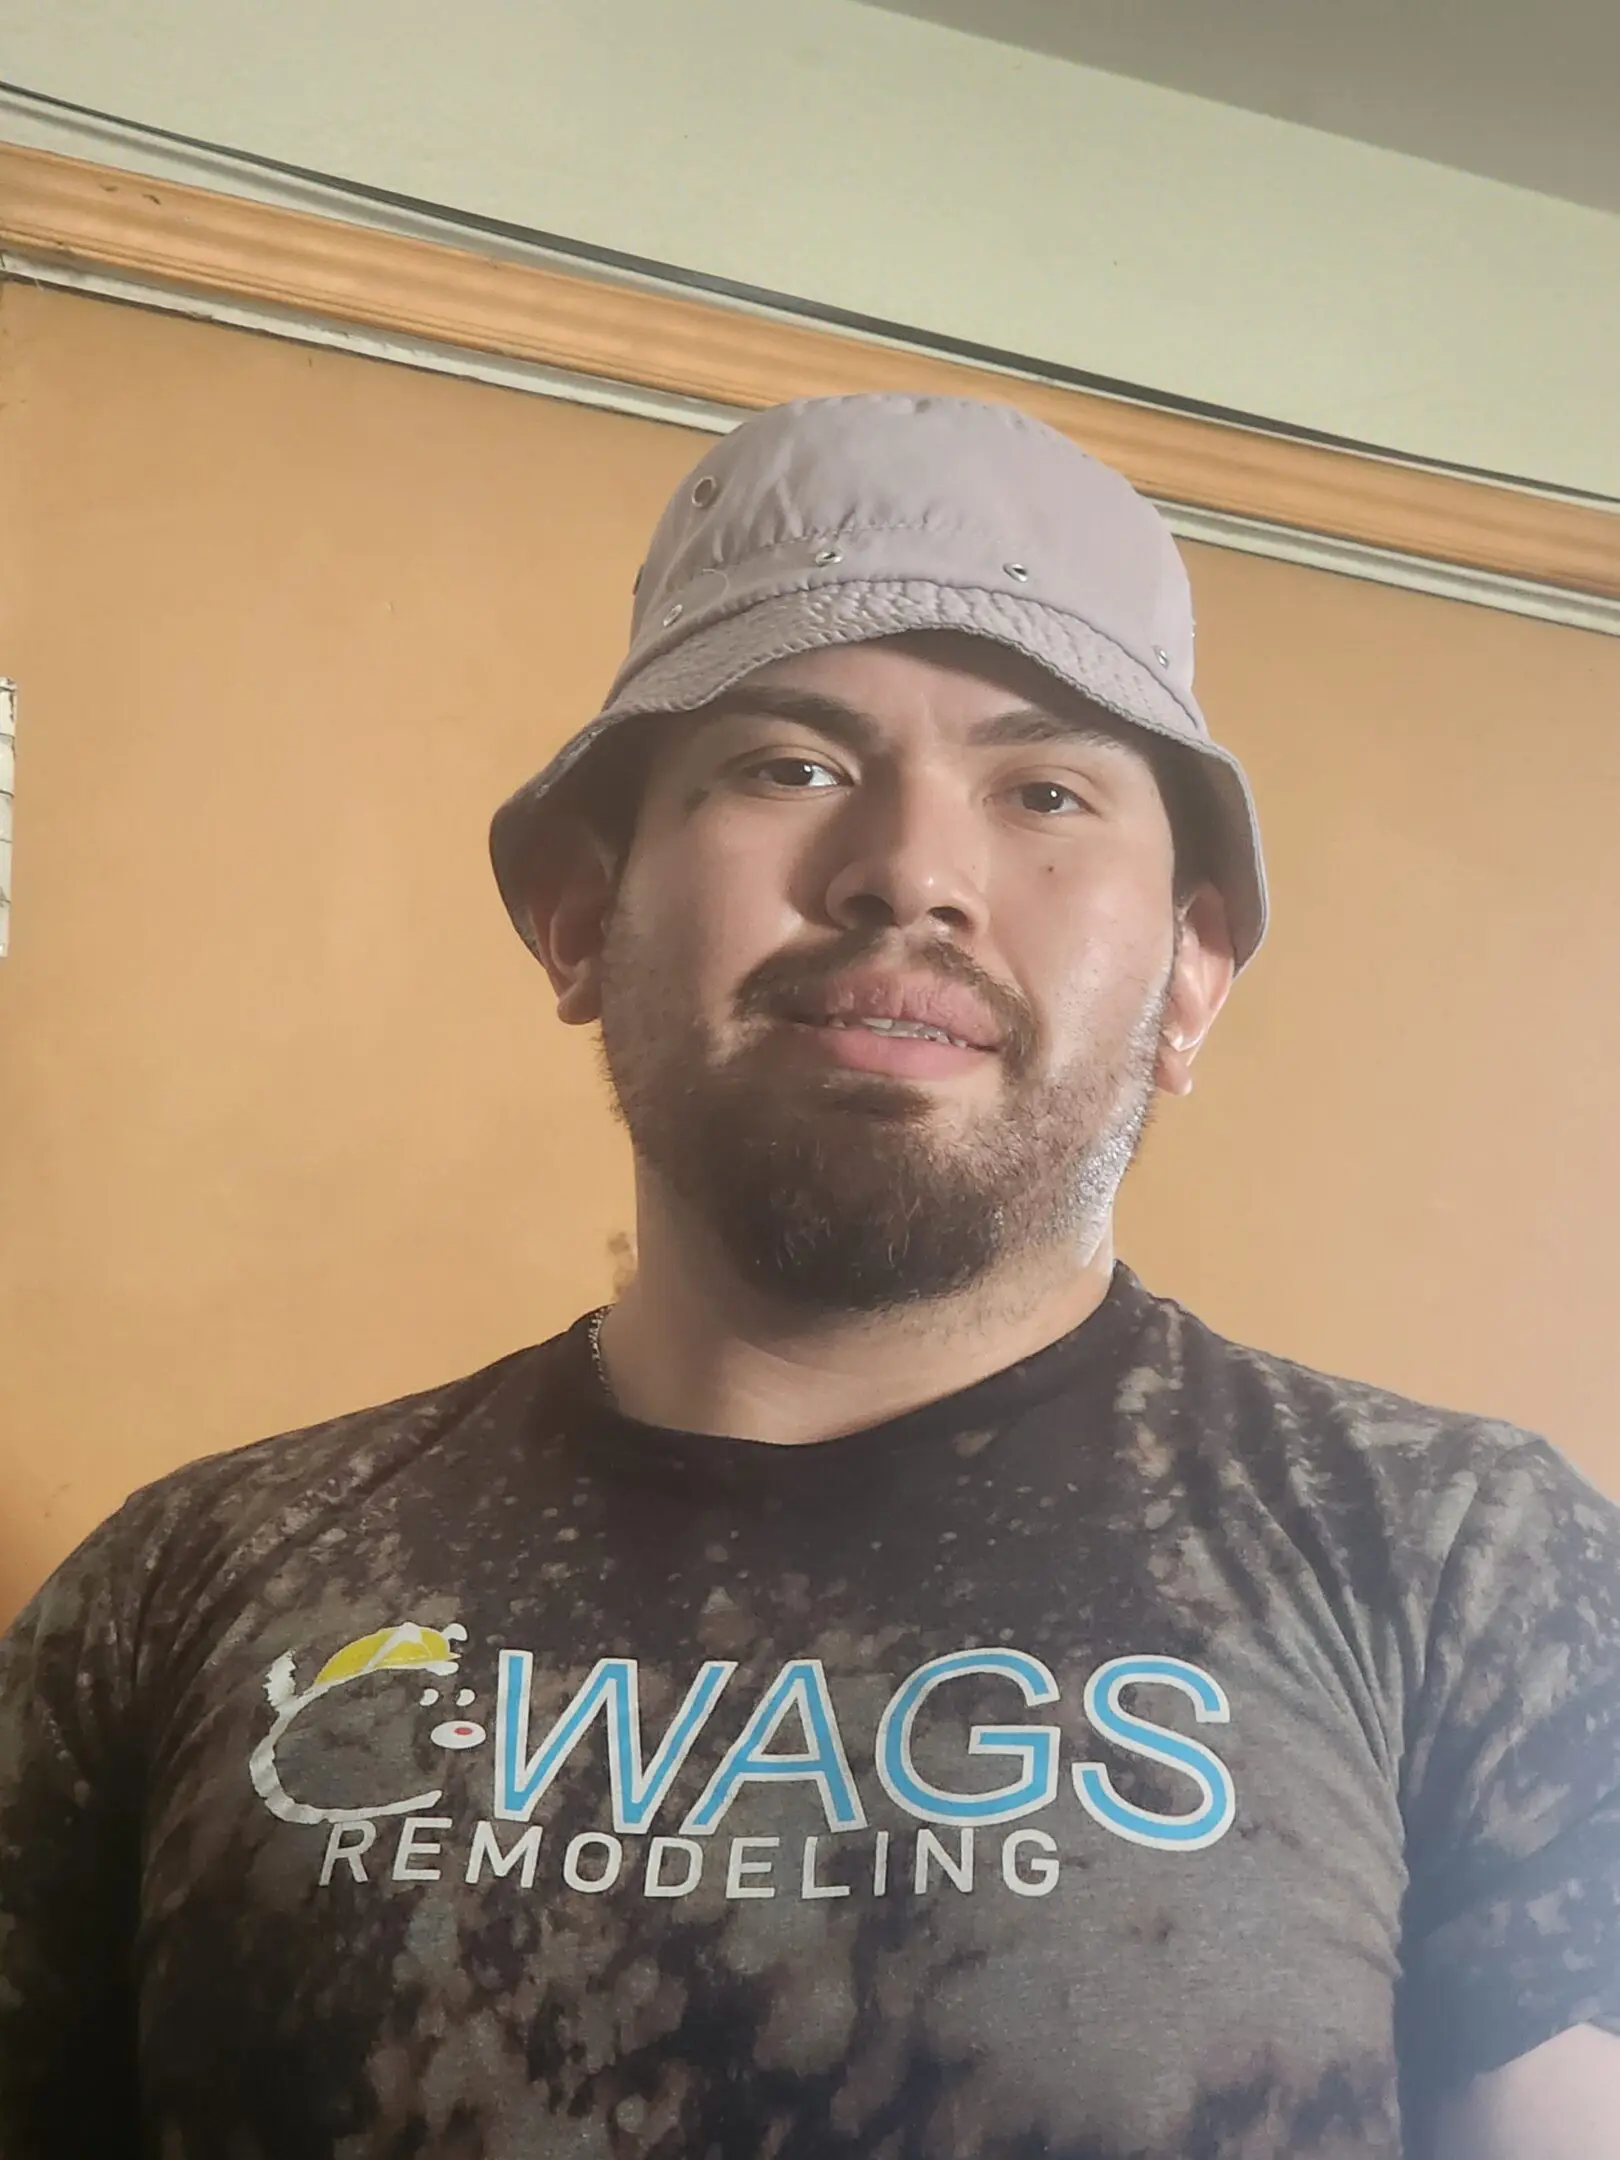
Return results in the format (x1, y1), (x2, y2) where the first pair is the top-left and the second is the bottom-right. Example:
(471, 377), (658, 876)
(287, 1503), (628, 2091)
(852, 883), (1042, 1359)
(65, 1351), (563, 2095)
(1, 1330), (589, 1710)
(80, 1331), (576, 1583)
(1149, 1281), (1586, 1498)
(1131, 1288), (1620, 1617)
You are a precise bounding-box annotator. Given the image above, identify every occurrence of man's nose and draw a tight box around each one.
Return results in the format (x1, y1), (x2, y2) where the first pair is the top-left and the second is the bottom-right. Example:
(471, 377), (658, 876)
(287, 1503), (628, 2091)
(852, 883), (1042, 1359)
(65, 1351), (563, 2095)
(821, 770), (990, 938)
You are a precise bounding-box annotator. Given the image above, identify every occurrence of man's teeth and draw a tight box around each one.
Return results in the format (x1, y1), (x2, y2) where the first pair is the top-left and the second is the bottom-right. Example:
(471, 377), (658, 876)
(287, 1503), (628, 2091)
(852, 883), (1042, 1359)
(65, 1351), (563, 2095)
(824, 1017), (973, 1049)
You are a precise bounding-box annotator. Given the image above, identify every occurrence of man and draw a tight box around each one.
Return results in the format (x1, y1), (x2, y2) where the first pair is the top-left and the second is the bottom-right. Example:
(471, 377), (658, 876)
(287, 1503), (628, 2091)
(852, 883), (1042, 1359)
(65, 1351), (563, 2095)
(0, 393), (1615, 2159)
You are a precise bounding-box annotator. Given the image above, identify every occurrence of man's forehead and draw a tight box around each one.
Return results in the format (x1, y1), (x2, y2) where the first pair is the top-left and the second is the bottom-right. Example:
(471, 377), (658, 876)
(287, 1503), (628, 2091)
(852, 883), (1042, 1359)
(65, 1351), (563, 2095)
(694, 634), (1157, 763)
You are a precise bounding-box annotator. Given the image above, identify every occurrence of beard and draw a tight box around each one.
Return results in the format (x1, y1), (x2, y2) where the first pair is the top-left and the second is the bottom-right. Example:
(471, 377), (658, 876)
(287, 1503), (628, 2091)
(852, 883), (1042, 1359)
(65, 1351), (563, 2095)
(597, 915), (1173, 1317)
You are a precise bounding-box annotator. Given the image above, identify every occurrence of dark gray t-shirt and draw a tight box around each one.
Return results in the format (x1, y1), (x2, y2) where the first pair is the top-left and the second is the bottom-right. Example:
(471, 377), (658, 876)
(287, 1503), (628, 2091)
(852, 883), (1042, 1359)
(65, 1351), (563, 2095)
(2, 1266), (1618, 2158)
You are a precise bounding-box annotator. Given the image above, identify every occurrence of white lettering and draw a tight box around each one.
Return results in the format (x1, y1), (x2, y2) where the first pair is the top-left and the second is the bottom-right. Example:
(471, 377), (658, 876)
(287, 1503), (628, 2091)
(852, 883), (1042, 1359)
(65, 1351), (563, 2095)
(725, 1835), (779, 1900)
(872, 1827), (890, 1896)
(1001, 1827), (1060, 1897)
(800, 1835), (850, 1900)
(562, 1832), (623, 1892)
(392, 1815), (453, 1882)
(914, 1827), (974, 1893)
(318, 1819), (377, 1885)
(644, 1835), (704, 1898)
(466, 1820), (543, 1888)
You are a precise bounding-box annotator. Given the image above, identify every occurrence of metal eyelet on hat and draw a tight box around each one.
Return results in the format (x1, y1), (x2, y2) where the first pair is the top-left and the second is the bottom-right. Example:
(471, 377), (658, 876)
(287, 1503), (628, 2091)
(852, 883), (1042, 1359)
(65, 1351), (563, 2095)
(663, 603), (684, 626)
(813, 547), (842, 566)
(1004, 562), (1030, 581)
(691, 476), (718, 507)
(1153, 645), (1170, 666)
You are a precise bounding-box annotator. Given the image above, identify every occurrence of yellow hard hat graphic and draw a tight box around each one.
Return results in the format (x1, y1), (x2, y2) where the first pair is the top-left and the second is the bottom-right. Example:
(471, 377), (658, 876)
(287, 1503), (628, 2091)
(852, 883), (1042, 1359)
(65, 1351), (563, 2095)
(312, 1623), (461, 1690)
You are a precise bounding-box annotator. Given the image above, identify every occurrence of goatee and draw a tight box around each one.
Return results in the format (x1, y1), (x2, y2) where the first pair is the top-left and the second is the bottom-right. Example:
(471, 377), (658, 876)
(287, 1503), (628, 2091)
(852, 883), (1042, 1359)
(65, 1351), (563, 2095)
(598, 925), (1172, 1316)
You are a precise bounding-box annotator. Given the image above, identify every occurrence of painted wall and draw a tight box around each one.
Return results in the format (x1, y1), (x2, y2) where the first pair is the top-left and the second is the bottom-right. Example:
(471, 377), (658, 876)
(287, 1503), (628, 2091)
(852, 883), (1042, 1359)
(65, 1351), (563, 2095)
(4, 286), (1618, 1626)
(2, 0), (1619, 498)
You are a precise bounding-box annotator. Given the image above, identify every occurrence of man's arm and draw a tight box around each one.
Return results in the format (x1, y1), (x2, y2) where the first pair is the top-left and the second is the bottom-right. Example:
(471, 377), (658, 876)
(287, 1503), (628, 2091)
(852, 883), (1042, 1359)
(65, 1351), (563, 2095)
(1397, 1434), (1620, 2148)
(0, 1515), (146, 2158)
(1435, 2025), (1620, 2160)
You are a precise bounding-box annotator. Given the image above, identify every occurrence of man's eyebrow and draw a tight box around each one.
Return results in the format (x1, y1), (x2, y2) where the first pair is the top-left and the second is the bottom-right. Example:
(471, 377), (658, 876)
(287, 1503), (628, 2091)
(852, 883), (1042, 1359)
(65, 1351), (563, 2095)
(966, 706), (1139, 756)
(701, 688), (883, 752)
(701, 687), (1137, 759)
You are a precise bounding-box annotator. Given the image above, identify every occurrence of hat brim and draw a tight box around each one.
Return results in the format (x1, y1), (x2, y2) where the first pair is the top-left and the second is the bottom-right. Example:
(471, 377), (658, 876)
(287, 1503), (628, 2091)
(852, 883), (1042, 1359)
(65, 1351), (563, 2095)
(490, 579), (1268, 969)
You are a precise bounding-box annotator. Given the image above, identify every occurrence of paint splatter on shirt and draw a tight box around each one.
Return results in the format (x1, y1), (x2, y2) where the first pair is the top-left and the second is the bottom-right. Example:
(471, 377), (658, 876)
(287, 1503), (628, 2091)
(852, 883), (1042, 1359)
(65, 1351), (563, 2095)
(2, 1266), (1617, 2157)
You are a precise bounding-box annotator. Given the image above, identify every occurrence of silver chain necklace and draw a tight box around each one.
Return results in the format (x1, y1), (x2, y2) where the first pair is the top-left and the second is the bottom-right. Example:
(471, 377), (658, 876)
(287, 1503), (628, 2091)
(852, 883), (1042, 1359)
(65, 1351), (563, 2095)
(586, 1306), (614, 1403)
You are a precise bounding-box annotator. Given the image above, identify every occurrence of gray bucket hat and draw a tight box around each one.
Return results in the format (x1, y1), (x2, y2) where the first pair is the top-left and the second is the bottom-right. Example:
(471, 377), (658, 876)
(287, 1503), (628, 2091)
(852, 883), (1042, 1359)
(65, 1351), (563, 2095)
(490, 392), (1267, 967)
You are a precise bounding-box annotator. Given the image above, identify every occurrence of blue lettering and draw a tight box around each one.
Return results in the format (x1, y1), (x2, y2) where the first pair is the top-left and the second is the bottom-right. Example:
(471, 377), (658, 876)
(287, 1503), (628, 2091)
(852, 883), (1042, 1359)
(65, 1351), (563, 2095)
(683, 1659), (865, 1833)
(1073, 1654), (1235, 1851)
(876, 1650), (1060, 1825)
(494, 1652), (733, 1827)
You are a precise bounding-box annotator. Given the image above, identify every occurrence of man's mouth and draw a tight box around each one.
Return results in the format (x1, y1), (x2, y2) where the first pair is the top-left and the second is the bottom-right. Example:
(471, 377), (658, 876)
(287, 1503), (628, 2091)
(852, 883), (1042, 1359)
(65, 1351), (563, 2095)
(778, 971), (1006, 1056)
(775, 996), (1001, 1081)
(817, 1016), (981, 1051)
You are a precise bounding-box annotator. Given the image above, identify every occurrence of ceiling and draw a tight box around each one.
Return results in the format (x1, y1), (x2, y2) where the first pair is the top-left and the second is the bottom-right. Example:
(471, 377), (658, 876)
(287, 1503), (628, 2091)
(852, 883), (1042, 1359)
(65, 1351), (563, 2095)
(862, 0), (1620, 213)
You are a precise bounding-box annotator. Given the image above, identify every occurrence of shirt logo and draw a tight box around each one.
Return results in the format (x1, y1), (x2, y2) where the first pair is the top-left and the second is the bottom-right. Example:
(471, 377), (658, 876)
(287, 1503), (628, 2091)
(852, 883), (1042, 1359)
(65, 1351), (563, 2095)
(248, 1625), (1238, 1897)
(249, 1621), (487, 1826)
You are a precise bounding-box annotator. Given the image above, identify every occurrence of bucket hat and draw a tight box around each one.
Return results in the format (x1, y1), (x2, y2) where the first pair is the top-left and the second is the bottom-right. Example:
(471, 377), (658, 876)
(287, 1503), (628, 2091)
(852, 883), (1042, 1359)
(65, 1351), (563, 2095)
(490, 392), (1267, 967)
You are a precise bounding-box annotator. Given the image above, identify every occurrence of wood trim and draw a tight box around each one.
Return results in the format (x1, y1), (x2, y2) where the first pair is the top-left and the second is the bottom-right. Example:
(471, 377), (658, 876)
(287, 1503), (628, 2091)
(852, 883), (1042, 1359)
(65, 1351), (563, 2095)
(4, 140), (1617, 600)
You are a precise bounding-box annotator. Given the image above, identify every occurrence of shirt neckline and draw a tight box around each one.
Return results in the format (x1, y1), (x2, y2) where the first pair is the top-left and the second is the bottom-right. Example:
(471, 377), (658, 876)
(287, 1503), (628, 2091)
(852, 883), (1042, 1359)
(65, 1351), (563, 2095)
(552, 1262), (1155, 1499)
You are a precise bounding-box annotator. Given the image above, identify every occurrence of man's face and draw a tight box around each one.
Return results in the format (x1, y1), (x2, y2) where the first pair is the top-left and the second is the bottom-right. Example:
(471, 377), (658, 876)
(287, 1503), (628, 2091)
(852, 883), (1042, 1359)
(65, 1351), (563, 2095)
(573, 633), (1225, 1313)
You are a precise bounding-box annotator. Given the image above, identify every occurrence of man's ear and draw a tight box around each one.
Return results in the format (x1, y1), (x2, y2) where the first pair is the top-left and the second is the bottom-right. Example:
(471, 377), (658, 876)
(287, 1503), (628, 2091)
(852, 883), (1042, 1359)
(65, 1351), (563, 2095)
(521, 828), (622, 1028)
(1155, 882), (1237, 1098)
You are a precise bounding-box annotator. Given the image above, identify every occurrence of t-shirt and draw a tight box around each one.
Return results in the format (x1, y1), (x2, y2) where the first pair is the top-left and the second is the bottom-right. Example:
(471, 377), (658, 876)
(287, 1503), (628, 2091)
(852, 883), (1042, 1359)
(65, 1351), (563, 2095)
(2, 1265), (1618, 2160)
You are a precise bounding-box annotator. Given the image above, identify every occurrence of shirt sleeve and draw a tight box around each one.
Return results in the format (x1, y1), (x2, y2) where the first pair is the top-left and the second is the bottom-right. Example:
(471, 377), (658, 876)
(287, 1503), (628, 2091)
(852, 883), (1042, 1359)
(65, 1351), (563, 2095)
(1398, 1434), (1620, 2101)
(0, 1505), (150, 2159)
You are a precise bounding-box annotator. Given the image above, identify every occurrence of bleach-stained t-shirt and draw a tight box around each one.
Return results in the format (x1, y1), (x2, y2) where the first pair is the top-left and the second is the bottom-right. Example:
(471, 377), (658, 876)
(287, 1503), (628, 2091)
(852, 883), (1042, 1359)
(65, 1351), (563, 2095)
(1, 1265), (1618, 2159)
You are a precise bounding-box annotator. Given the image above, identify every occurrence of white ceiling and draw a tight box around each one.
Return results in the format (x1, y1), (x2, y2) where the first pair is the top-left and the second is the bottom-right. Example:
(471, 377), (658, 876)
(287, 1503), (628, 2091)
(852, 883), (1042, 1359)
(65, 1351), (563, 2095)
(862, 0), (1620, 213)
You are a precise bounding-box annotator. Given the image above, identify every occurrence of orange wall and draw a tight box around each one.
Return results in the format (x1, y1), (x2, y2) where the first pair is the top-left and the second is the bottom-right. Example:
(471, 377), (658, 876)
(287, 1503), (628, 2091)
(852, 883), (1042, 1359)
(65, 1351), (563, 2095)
(2, 286), (1617, 1623)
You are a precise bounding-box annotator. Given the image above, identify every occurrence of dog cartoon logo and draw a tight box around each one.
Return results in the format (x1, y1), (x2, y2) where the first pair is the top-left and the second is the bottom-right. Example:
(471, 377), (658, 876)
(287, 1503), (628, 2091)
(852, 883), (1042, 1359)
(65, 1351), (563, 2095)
(249, 1621), (488, 1825)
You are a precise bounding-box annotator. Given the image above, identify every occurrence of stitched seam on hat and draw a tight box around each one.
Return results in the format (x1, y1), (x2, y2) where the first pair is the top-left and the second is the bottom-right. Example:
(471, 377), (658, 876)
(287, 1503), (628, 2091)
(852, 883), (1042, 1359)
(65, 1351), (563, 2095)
(676, 514), (986, 559)
(631, 577), (1191, 715)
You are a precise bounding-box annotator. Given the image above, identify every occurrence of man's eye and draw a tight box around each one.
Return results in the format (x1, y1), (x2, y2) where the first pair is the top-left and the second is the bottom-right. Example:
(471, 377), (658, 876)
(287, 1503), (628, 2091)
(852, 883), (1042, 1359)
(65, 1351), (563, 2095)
(1013, 780), (1085, 815)
(747, 756), (842, 791)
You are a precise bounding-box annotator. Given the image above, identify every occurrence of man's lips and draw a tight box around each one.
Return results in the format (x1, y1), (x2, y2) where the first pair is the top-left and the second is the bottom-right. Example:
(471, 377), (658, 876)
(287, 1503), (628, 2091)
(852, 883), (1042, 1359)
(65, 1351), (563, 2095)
(779, 1018), (992, 1080)
(767, 972), (1006, 1081)
(783, 974), (1004, 1053)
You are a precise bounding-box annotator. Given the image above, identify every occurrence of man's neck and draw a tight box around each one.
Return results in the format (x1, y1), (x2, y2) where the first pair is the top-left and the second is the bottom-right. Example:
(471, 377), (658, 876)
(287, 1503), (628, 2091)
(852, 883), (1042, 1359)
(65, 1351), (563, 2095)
(594, 1186), (1117, 1446)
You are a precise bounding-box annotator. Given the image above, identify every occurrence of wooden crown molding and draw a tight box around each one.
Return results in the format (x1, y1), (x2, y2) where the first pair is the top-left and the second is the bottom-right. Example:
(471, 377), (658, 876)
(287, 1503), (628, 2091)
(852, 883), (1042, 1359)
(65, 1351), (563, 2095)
(3, 140), (1616, 601)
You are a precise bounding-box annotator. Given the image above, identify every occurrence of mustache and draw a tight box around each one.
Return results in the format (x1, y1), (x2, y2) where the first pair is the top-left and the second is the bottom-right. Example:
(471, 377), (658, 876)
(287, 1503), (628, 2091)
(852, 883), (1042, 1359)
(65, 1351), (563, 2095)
(732, 932), (1039, 1070)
